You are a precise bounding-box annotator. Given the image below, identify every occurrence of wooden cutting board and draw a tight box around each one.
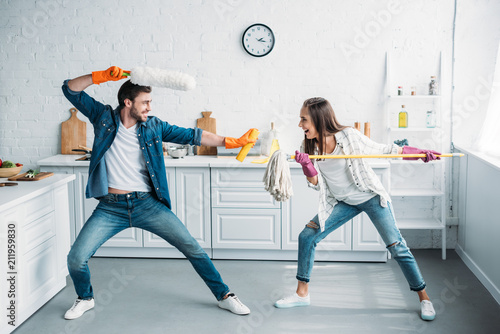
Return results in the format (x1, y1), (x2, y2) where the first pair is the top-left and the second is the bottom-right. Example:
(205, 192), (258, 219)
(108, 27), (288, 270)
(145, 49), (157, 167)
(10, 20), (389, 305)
(196, 111), (217, 155)
(8, 172), (54, 181)
(61, 108), (86, 154)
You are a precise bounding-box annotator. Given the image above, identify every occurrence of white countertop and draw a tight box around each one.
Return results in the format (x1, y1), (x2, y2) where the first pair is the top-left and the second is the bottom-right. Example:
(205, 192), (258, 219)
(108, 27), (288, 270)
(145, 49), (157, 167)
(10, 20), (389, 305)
(0, 174), (76, 213)
(454, 144), (500, 172)
(38, 155), (390, 169)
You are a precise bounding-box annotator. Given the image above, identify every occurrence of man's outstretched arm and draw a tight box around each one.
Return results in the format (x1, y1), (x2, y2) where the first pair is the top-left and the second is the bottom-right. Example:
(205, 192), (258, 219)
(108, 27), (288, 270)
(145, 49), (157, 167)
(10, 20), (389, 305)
(67, 66), (128, 92)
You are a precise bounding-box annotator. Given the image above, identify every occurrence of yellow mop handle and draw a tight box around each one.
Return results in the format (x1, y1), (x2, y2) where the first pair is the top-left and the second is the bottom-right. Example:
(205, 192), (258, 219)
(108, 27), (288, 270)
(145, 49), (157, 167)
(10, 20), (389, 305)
(236, 129), (260, 162)
(289, 153), (464, 159)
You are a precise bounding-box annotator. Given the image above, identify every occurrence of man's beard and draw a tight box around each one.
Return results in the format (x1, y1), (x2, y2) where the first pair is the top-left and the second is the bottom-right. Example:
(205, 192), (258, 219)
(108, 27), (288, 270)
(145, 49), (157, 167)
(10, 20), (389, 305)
(130, 105), (145, 122)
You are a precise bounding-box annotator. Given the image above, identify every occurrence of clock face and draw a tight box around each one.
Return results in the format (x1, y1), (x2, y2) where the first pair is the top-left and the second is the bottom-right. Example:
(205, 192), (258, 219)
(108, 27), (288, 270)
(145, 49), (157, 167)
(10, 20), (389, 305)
(242, 24), (275, 57)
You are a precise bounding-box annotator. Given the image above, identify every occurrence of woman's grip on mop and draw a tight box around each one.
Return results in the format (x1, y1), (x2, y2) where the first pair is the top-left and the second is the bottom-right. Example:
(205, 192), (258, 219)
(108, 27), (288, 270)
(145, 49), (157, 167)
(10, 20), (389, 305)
(402, 146), (441, 163)
(225, 128), (258, 149)
(295, 150), (318, 177)
(92, 66), (130, 85)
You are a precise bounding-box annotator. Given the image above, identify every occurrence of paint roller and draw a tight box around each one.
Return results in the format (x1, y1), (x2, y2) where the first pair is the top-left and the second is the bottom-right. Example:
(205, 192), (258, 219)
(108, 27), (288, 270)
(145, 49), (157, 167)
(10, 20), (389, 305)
(116, 66), (196, 91)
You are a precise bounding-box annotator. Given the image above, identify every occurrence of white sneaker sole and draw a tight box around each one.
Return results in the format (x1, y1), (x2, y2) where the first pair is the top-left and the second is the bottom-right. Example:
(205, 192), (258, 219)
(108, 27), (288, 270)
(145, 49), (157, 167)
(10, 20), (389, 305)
(274, 300), (310, 309)
(218, 303), (250, 315)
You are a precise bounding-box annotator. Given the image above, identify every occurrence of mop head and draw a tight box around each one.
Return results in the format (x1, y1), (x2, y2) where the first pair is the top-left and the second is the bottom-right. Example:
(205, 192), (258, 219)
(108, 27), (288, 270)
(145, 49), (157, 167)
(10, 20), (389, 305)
(263, 150), (293, 201)
(130, 66), (196, 91)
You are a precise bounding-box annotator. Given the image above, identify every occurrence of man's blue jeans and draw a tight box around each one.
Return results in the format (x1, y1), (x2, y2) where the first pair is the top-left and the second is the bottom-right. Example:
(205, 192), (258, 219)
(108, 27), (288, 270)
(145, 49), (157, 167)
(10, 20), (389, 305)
(67, 192), (230, 301)
(297, 196), (426, 291)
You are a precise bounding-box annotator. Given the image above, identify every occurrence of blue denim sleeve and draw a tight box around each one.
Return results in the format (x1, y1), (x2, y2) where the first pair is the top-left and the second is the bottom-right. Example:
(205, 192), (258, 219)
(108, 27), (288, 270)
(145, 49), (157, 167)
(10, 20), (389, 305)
(61, 79), (108, 124)
(161, 122), (202, 146)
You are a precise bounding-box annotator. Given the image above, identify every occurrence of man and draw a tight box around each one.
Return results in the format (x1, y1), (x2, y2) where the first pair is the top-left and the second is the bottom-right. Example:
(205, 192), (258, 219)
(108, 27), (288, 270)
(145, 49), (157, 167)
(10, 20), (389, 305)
(62, 66), (255, 320)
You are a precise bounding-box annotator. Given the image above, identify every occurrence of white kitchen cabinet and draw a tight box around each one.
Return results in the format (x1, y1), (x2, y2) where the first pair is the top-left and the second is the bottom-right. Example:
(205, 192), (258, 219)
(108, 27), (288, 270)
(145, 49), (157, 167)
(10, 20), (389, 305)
(281, 168), (351, 251)
(143, 167), (211, 250)
(282, 166), (387, 259)
(385, 51), (447, 259)
(73, 167), (143, 248)
(0, 175), (74, 334)
(212, 208), (281, 249)
(211, 168), (282, 250)
(175, 167), (211, 248)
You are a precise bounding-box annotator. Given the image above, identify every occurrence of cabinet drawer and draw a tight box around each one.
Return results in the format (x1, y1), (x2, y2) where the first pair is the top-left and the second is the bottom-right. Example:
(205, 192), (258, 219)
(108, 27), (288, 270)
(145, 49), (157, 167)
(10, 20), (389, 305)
(211, 168), (265, 188)
(23, 212), (56, 254)
(212, 208), (281, 249)
(23, 191), (54, 224)
(212, 188), (279, 208)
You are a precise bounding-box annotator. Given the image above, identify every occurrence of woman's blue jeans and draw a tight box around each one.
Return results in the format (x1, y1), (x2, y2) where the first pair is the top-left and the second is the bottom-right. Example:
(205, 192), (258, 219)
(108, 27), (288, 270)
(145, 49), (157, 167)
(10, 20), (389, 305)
(67, 192), (230, 301)
(297, 196), (426, 292)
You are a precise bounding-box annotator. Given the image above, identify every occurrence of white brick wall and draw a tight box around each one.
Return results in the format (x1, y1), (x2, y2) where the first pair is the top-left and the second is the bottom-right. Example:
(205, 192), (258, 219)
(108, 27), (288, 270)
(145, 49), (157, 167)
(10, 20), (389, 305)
(1, 0), (469, 248)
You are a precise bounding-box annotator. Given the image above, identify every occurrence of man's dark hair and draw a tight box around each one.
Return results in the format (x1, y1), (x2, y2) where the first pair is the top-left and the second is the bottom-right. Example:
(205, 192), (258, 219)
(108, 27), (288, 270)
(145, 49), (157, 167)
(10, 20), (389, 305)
(117, 80), (152, 108)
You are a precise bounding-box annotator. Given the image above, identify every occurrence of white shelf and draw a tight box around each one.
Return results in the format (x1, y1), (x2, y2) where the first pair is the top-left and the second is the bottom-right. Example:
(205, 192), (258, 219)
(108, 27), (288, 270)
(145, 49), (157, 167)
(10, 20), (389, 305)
(389, 127), (438, 132)
(397, 218), (445, 230)
(386, 51), (447, 260)
(390, 188), (444, 197)
(388, 95), (441, 99)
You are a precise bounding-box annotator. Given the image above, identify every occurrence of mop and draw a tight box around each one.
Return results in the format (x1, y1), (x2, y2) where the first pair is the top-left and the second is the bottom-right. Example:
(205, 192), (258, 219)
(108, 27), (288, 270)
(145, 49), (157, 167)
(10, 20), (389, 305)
(263, 150), (465, 202)
(116, 66), (196, 90)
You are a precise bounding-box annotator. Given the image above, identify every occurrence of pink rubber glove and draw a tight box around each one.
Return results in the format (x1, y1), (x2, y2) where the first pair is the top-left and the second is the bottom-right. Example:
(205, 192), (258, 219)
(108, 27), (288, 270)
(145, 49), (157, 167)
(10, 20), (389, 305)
(295, 150), (318, 177)
(402, 146), (441, 163)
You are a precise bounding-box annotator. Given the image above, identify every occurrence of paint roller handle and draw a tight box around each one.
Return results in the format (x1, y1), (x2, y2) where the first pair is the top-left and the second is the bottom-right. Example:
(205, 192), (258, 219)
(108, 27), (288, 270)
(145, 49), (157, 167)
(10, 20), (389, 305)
(234, 129), (260, 162)
(92, 66), (129, 85)
(288, 153), (465, 159)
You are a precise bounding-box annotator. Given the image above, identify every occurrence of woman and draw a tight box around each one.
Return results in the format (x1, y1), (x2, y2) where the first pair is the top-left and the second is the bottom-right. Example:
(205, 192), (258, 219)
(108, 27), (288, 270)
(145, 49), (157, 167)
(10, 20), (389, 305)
(274, 97), (438, 321)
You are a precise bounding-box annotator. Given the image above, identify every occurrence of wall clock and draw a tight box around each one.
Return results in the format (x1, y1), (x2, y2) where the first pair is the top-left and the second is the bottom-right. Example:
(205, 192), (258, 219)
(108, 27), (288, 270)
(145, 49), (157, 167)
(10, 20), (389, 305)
(242, 23), (275, 57)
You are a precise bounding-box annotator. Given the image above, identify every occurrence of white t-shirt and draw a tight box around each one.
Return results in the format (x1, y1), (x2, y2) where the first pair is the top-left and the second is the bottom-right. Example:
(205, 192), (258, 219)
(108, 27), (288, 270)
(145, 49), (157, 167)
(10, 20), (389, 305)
(104, 120), (152, 192)
(316, 144), (375, 205)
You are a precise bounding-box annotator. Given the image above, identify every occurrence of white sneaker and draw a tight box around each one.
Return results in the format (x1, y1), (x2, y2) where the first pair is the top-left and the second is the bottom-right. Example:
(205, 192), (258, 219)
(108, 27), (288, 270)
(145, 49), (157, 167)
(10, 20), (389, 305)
(64, 298), (95, 320)
(274, 293), (310, 308)
(218, 293), (250, 315)
(420, 300), (436, 321)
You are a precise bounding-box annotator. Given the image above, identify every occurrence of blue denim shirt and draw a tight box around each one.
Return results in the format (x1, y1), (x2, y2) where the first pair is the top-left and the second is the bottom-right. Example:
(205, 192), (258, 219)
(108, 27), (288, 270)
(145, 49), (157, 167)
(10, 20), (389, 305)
(61, 80), (202, 209)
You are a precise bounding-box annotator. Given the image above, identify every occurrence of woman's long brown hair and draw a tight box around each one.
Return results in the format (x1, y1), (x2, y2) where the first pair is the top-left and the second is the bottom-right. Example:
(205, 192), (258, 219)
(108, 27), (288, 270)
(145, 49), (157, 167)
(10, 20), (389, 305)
(302, 97), (348, 157)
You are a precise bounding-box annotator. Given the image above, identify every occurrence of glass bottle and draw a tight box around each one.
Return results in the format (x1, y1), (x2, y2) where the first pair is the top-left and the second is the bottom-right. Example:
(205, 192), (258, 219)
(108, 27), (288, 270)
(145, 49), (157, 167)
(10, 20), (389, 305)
(426, 110), (436, 128)
(398, 105), (408, 128)
(411, 86), (416, 95)
(429, 76), (438, 95)
(398, 86), (403, 96)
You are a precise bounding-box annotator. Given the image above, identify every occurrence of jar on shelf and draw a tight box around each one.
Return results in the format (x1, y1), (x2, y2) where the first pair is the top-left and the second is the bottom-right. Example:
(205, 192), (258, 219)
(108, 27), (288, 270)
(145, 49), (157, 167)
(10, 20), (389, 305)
(398, 86), (403, 96)
(429, 76), (438, 95)
(398, 105), (408, 128)
(426, 110), (436, 128)
(411, 86), (416, 95)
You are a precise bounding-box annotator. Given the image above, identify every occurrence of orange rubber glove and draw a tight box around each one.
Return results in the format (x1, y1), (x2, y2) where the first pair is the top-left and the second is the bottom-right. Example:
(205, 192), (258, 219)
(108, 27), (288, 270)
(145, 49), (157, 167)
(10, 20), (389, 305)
(225, 128), (258, 149)
(92, 66), (129, 85)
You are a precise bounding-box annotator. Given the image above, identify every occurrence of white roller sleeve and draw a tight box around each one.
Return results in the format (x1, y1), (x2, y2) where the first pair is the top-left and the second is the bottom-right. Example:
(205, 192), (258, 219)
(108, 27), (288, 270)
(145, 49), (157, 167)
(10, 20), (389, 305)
(129, 66), (196, 91)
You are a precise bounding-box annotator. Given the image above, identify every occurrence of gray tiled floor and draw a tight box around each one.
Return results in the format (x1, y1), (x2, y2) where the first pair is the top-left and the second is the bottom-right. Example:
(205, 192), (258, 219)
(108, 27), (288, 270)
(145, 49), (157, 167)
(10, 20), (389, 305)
(12, 250), (500, 334)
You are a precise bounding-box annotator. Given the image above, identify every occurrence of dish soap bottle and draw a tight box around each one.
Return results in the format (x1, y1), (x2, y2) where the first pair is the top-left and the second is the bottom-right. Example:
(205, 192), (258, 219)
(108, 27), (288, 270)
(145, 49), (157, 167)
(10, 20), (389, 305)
(398, 105), (408, 128)
(261, 122), (278, 156)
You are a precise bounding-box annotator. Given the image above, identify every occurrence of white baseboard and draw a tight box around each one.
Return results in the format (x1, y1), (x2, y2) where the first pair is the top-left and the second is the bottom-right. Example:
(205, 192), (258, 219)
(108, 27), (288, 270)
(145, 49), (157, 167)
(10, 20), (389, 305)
(456, 244), (500, 306)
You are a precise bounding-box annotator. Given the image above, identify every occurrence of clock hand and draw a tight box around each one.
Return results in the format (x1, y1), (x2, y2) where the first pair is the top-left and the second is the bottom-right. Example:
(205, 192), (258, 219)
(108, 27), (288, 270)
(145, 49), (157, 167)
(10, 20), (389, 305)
(256, 38), (266, 42)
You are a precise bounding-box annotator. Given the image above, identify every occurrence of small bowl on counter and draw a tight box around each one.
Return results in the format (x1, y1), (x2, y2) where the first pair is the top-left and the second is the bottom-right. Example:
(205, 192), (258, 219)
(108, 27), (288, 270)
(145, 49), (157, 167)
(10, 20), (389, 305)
(166, 145), (189, 159)
(0, 166), (23, 178)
